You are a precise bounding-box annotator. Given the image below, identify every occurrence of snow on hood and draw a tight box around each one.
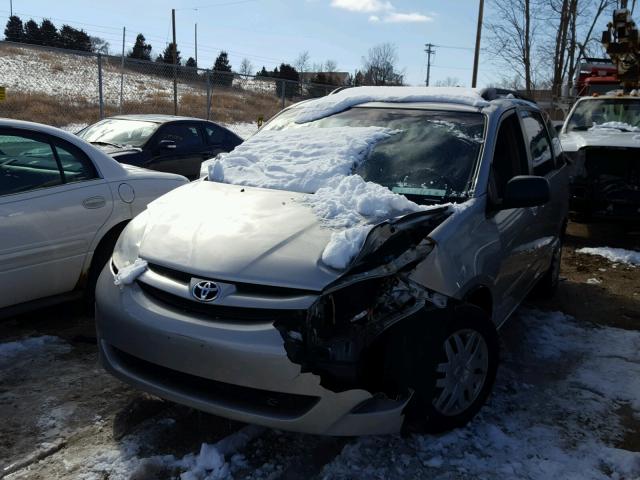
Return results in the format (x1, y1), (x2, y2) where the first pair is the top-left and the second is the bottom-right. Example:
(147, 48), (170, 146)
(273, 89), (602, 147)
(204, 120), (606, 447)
(204, 125), (468, 270)
(292, 86), (489, 124)
(560, 129), (640, 152)
(207, 126), (398, 193)
(589, 121), (640, 132)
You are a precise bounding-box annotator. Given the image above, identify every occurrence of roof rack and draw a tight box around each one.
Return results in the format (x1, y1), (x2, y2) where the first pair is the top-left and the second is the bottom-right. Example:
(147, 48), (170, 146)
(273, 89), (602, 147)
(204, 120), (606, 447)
(328, 86), (351, 95)
(479, 88), (536, 104)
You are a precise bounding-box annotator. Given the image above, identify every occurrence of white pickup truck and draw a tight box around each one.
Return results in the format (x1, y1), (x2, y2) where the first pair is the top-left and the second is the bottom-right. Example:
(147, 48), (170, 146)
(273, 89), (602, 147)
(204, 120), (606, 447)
(560, 94), (640, 221)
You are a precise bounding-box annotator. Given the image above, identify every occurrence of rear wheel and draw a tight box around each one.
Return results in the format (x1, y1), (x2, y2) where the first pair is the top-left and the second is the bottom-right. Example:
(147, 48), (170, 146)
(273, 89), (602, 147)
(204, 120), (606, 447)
(531, 230), (564, 299)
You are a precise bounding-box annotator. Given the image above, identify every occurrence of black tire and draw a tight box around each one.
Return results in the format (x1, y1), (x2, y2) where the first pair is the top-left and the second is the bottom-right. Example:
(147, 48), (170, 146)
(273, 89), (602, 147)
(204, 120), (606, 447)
(387, 304), (499, 434)
(84, 224), (127, 314)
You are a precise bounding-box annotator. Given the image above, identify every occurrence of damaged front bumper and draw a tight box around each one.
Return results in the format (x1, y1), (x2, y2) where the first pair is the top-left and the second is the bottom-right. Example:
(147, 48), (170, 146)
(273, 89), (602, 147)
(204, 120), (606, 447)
(95, 265), (412, 436)
(96, 207), (453, 435)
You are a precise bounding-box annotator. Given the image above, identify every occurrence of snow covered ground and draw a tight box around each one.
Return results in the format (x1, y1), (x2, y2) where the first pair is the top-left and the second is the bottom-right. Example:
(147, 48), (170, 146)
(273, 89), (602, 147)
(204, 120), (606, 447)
(4, 307), (639, 479)
(0, 44), (202, 105)
(577, 246), (640, 266)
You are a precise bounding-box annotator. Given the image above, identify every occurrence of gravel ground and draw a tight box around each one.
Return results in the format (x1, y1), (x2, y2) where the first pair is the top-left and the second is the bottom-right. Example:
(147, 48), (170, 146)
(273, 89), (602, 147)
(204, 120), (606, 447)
(1, 221), (639, 480)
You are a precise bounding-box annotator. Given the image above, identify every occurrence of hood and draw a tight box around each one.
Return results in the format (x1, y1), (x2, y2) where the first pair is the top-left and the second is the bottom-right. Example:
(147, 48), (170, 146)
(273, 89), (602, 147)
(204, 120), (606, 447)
(139, 181), (339, 291)
(560, 130), (640, 152)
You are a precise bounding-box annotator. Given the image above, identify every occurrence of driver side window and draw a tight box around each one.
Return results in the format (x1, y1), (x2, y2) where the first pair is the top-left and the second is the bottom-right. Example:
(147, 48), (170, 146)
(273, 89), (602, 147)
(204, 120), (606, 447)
(490, 112), (529, 202)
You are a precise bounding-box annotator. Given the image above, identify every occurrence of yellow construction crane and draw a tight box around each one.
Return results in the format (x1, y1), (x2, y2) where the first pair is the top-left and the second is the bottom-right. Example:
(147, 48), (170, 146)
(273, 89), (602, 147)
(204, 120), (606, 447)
(602, 0), (640, 91)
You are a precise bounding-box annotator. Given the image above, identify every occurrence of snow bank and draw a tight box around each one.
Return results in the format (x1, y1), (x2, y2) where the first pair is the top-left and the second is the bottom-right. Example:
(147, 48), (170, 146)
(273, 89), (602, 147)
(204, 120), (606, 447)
(221, 122), (258, 140)
(589, 121), (640, 132)
(114, 258), (148, 286)
(207, 126), (399, 193)
(292, 86), (489, 124)
(577, 246), (640, 266)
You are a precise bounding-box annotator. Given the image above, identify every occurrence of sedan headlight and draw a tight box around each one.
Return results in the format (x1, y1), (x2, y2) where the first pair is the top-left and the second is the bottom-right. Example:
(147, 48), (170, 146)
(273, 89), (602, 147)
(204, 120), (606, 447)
(112, 210), (149, 270)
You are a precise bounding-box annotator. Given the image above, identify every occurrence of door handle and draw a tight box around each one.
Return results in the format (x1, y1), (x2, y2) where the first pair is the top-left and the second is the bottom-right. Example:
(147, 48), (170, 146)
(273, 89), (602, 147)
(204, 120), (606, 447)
(82, 196), (106, 209)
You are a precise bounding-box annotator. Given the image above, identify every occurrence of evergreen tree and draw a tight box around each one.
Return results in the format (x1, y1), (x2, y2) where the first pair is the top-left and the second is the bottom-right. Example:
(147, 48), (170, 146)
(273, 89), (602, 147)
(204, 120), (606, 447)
(4, 15), (24, 42)
(186, 56), (197, 68)
(39, 19), (59, 47)
(212, 51), (233, 86)
(59, 25), (91, 51)
(23, 19), (41, 45)
(256, 66), (268, 77)
(275, 63), (299, 99)
(128, 33), (152, 61)
(161, 42), (180, 64)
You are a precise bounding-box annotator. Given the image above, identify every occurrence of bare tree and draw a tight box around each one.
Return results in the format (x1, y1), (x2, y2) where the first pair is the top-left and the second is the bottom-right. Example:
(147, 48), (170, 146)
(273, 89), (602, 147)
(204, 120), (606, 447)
(362, 43), (404, 86)
(324, 59), (338, 72)
(294, 50), (310, 74)
(239, 58), (253, 76)
(486, 0), (541, 94)
(435, 76), (462, 87)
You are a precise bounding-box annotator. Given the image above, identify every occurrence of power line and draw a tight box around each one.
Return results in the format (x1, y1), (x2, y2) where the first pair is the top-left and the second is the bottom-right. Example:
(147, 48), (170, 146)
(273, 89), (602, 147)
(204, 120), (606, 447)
(175, 0), (257, 10)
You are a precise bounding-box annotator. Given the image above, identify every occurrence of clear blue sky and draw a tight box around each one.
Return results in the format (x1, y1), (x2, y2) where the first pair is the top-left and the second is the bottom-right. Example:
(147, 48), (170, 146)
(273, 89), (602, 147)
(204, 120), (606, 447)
(1, 0), (498, 86)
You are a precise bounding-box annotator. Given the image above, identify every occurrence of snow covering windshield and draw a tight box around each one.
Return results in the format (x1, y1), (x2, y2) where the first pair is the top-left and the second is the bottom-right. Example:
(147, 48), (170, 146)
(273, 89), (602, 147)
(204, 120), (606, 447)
(263, 107), (485, 201)
(78, 119), (158, 147)
(566, 98), (640, 132)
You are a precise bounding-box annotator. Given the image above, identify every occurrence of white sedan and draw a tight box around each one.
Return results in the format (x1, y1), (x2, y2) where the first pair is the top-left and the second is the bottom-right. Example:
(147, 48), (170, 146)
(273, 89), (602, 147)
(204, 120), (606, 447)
(0, 119), (188, 316)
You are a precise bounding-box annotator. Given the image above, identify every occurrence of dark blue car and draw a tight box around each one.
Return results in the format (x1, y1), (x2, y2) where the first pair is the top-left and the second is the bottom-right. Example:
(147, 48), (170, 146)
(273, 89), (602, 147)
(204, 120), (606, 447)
(78, 115), (243, 180)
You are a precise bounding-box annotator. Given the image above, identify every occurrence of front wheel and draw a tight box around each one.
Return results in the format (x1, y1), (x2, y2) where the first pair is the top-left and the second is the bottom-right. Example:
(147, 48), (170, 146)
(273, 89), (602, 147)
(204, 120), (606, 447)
(395, 305), (499, 433)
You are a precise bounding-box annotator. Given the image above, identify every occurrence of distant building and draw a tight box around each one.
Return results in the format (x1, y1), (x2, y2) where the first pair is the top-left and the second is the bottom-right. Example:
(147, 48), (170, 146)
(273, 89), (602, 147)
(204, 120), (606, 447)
(300, 72), (350, 85)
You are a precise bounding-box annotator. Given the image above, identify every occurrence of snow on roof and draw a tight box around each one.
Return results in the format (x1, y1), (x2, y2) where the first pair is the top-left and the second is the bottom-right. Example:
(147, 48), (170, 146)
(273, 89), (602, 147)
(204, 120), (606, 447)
(292, 86), (490, 124)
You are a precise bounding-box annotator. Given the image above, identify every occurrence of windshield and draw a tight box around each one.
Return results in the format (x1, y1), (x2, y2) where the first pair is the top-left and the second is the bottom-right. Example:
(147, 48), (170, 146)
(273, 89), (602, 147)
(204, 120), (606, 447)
(78, 119), (159, 147)
(566, 98), (640, 132)
(263, 107), (485, 201)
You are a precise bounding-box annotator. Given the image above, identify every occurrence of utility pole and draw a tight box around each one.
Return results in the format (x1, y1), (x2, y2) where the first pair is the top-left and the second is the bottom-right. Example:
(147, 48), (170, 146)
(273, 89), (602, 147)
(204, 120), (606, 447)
(172, 8), (177, 115)
(195, 23), (198, 67)
(119, 26), (125, 113)
(9, 0), (12, 16)
(472, 0), (485, 88)
(425, 43), (435, 86)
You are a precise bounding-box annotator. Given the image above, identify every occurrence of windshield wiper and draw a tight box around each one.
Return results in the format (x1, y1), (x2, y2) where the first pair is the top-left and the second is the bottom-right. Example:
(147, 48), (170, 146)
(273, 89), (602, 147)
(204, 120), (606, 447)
(90, 141), (125, 148)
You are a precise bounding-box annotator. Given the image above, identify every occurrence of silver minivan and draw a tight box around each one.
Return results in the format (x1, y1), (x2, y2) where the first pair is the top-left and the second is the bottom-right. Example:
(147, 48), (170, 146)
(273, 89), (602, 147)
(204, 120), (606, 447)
(96, 87), (569, 435)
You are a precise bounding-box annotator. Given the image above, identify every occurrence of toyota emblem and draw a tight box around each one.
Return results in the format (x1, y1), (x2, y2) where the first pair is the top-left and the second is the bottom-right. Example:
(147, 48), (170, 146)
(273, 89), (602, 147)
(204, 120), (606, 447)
(192, 280), (219, 302)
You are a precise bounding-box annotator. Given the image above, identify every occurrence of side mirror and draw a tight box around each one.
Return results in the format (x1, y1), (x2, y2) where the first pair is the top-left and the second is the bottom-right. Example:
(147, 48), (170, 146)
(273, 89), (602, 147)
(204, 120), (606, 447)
(158, 139), (177, 150)
(554, 123), (563, 133)
(501, 175), (550, 209)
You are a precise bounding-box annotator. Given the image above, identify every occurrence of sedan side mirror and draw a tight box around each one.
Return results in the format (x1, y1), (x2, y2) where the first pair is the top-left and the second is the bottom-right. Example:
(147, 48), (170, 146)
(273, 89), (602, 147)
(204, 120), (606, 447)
(501, 175), (550, 209)
(158, 139), (177, 150)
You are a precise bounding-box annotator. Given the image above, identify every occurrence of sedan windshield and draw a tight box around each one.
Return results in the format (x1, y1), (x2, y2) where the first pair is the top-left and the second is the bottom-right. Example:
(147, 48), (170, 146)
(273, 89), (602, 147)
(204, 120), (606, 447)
(78, 119), (158, 147)
(566, 98), (640, 132)
(263, 107), (485, 201)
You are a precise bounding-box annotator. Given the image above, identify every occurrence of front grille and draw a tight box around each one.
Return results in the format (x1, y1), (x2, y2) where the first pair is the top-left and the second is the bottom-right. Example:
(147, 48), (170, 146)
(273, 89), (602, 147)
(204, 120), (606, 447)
(138, 281), (307, 323)
(147, 263), (318, 297)
(111, 346), (320, 418)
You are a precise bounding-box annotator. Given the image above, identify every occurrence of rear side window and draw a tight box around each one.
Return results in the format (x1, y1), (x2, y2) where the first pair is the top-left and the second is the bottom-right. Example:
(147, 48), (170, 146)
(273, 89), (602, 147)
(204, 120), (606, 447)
(205, 125), (226, 145)
(54, 142), (98, 183)
(0, 134), (63, 195)
(155, 124), (204, 149)
(519, 110), (554, 176)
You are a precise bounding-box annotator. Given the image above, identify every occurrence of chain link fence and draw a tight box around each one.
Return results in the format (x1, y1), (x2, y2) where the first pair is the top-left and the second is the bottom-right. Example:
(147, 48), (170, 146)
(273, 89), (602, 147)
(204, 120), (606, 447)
(0, 41), (338, 136)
